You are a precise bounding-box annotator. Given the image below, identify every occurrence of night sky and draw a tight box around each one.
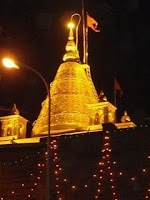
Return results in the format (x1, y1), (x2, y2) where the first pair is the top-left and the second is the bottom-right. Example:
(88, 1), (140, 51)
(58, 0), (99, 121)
(0, 0), (149, 124)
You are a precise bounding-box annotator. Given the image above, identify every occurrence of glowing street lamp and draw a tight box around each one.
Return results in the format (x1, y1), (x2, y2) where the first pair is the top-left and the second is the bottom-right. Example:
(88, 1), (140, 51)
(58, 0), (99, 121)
(2, 58), (19, 69)
(67, 22), (75, 29)
(67, 13), (81, 50)
(2, 57), (51, 200)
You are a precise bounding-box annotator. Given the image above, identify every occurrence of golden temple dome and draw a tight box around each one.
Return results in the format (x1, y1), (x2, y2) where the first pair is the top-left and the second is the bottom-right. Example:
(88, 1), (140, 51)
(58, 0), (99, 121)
(10, 104), (20, 115)
(121, 111), (131, 123)
(99, 90), (107, 102)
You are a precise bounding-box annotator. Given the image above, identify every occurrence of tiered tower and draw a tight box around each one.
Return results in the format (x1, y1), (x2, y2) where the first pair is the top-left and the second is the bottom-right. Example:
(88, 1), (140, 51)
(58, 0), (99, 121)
(32, 24), (135, 137)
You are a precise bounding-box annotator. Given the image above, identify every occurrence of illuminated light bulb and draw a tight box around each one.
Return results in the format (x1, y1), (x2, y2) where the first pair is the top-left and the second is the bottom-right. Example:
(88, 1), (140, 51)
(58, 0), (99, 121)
(59, 198), (62, 200)
(30, 173), (33, 176)
(67, 22), (75, 29)
(102, 149), (105, 152)
(110, 173), (113, 175)
(97, 189), (101, 193)
(54, 153), (57, 156)
(56, 178), (59, 180)
(145, 196), (148, 199)
(56, 165), (59, 167)
(148, 156), (150, 159)
(45, 152), (48, 155)
(37, 177), (40, 180)
(28, 195), (31, 197)
(100, 170), (103, 172)
(110, 179), (113, 182)
(113, 161), (116, 164)
(42, 164), (45, 167)
(93, 174), (97, 178)
(12, 191), (15, 194)
(34, 183), (37, 186)
(148, 189), (150, 192)
(131, 177), (135, 181)
(57, 191), (60, 194)
(113, 192), (116, 195)
(111, 185), (115, 189)
(72, 185), (76, 189)
(59, 168), (62, 171)
(22, 183), (25, 186)
(63, 179), (67, 182)
(56, 185), (59, 188)
(40, 171), (43, 173)
(1, 198), (3, 200)
(103, 156), (105, 159)
(84, 184), (88, 188)
(108, 167), (111, 169)
(106, 155), (109, 157)
(100, 176), (103, 179)
(143, 169), (146, 172)
(55, 171), (58, 175)
(95, 196), (98, 199)
(31, 189), (34, 191)
(98, 183), (101, 185)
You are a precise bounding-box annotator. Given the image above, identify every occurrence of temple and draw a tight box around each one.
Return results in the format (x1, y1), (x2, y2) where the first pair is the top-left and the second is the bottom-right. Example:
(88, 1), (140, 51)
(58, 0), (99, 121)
(1, 15), (149, 200)
(31, 24), (135, 137)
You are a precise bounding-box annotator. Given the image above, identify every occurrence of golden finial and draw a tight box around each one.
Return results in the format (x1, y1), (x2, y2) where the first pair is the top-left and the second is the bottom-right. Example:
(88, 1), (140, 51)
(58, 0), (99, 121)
(121, 111), (131, 123)
(11, 103), (20, 115)
(99, 90), (107, 102)
(63, 21), (80, 62)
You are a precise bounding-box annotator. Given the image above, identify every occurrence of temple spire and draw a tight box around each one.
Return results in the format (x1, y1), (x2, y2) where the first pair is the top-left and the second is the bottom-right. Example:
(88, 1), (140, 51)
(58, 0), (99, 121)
(11, 103), (20, 115)
(63, 24), (80, 62)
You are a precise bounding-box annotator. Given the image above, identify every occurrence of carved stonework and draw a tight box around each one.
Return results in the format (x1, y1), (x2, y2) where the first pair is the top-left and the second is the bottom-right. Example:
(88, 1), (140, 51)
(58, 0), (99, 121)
(32, 62), (99, 136)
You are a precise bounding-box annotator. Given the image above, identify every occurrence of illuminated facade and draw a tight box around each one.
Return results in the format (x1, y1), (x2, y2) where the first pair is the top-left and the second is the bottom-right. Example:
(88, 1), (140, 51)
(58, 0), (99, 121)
(32, 24), (135, 137)
(0, 104), (28, 140)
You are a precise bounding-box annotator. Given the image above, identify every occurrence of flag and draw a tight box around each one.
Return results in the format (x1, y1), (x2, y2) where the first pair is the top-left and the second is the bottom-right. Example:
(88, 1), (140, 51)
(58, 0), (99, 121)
(87, 14), (100, 32)
(114, 78), (123, 96)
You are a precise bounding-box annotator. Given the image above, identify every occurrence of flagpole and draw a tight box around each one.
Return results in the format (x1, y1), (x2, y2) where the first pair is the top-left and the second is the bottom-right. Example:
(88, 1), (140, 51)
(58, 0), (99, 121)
(81, 0), (86, 64)
(114, 89), (116, 107)
(85, 12), (88, 64)
(114, 78), (116, 106)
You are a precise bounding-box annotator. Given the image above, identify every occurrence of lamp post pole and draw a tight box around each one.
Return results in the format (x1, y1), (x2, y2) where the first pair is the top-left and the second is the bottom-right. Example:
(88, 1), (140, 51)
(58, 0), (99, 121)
(3, 60), (51, 200)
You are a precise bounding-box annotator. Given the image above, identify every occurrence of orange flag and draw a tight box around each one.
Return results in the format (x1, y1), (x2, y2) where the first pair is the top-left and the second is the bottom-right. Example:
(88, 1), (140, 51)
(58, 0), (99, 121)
(114, 78), (123, 96)
(87, 14), (100, 32)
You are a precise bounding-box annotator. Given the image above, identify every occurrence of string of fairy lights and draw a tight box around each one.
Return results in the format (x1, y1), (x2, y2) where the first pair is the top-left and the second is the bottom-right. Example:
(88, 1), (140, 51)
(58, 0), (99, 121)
(0, 125), (149, 199)
(0, 149), (46, 199)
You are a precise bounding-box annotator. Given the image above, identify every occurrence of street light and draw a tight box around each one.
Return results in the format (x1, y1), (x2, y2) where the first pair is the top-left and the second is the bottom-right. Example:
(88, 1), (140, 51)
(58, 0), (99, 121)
(2, 57), (51, 200)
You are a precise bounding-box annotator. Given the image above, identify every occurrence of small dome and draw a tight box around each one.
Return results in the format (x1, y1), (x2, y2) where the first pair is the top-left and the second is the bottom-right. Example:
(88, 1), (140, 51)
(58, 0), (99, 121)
(121, 111), (131, 123)
(11, 104), (20, 115)
(99, 90), (107, 102)
(63, 26), (80, 62)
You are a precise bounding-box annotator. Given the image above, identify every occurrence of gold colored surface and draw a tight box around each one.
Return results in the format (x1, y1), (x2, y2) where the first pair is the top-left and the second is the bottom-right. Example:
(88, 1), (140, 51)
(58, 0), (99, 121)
(11, 104), (20, 115)
(0, 115), (28, 139)
(121, 111), (131, 123)
(32, 62), (100, 136)
(63, 27), (80, 62)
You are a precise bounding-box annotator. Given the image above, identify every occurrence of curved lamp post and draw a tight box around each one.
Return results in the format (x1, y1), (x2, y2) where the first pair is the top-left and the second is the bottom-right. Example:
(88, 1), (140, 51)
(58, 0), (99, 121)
(68, 13), (81, 50)
(2, 58), (51, 200)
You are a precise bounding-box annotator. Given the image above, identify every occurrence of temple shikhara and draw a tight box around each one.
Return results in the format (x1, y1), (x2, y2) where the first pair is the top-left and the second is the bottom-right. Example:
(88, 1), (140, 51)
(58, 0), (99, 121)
(31, 24), (135, 137)
(0, 13), (149, 200)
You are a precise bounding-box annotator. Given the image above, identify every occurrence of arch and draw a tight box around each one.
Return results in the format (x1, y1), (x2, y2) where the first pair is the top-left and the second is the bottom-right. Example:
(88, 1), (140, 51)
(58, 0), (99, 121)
(94, 113), (100, 125)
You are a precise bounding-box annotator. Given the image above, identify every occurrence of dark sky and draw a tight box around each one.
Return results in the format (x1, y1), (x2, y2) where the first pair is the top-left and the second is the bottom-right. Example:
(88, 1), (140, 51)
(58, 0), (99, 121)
(0, 0), (149, 123)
